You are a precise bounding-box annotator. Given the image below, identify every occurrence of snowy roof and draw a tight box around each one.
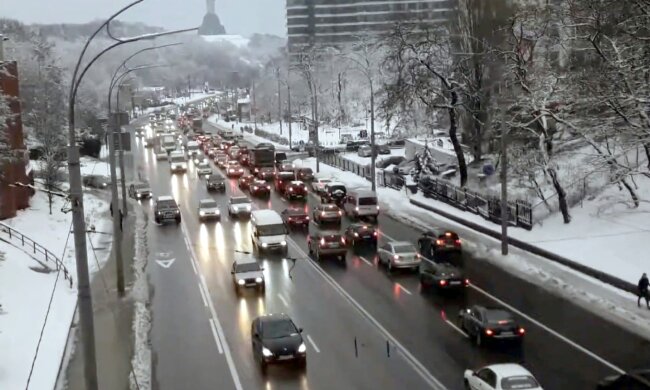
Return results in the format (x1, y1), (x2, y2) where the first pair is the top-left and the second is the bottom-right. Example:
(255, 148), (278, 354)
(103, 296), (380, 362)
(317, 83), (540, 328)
(140, 86), (165, 92)
(237, 98), (251, 104)
(201, 34), (250, 49)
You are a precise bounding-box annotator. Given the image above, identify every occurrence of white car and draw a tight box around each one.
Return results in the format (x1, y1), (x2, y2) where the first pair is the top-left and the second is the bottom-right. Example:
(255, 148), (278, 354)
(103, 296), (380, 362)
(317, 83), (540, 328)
(228, 196), (252, 218)
(311, 177), (332, 194)
(377, 241), (421, 272)
(231, 255), (265, 293)
(464, 363), (543, 390)
(198, 199), (220, 222)
(196, 162), (213, 178)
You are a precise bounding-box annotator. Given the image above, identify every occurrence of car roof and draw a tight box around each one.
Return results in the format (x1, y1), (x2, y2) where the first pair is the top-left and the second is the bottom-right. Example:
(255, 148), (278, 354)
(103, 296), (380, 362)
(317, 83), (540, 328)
(315, 230), (342, 237)
(484, 363), (534, 377)
(157, 195), (174, 201)
(230, 196), (250, 202)
(251, 209), (283, 225)
(327, 181), (346, 187)
(234, 256), (257, 265)
(199, 198), (217, 204)
(349, 223), (374, 230)
(350, 189), (376, 197)
(390, 241), (415, 248)
(256, 313), (291, 324)
(289, 180), (304, 185)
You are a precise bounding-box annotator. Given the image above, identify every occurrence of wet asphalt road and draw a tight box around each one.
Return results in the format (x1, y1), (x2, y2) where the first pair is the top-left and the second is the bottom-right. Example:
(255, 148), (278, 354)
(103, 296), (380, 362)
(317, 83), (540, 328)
(128, 118), (650, 390)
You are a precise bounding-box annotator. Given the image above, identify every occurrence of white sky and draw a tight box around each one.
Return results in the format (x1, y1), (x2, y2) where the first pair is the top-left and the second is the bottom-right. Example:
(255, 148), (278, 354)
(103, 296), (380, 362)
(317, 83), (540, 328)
(2, 0), (286, 37)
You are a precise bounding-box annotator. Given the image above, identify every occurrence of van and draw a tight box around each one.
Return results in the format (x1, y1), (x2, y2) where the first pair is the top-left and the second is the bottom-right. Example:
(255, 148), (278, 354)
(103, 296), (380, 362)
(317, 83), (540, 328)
(186, 140), (200, 156)
(343, 190), (379, 219)
(250, 210), (289, 253)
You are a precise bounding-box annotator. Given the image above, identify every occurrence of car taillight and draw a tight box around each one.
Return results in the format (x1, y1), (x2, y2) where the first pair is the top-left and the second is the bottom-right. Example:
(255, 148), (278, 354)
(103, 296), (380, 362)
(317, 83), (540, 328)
(435, 239), (444, 246)
(518, 327), (525, 335)
(320, 238), (325, 246)
(341, 237), (346, 244)
(455, 239), (461, 246)
(321, 211), (326, 216)
(439, 279), (447, 286)
(464, 278), (470, 286)
(485, 329), (494, 336)
(338, 210), (342, 216)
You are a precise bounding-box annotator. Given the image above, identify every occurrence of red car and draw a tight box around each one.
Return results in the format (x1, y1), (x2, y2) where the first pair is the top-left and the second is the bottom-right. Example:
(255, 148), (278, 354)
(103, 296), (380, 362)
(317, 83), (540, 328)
(226, 163), (245, 178)
(274, 171), (296, 194)
(281, 207), (310, 228)
(238, 175), (255, 190)
(249, 180), (271, 198)
(257, 167), (276, 180)
(285, 181), (308, 201)
(238, 153), (250, 167)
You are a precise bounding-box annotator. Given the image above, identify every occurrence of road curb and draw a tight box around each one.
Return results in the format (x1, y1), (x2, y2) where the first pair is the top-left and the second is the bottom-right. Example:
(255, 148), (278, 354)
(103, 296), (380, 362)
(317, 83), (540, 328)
(409, 198), (638, 296)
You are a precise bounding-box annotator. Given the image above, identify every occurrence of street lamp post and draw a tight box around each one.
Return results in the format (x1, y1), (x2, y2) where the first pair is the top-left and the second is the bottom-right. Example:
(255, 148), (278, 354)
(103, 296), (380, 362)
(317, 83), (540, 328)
(65, 0), (197, 385)
(500, 129), (509, 255)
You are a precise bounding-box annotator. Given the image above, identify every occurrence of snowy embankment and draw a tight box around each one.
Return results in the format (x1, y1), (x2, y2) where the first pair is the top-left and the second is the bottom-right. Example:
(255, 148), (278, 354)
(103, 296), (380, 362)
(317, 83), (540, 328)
(0, 190), (110, 389)
(291, 157), (650, 339)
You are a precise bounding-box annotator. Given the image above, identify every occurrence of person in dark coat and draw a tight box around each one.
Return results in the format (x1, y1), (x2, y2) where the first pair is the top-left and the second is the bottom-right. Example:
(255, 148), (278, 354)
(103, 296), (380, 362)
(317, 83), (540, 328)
(638, 273), (649, 308)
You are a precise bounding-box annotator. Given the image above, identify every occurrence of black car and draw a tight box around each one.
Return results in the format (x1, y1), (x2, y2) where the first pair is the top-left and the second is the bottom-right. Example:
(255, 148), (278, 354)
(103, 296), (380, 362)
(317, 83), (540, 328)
(281, 208), (310, 229)
(250, 180), (271, 198)
(417, 229), (462, 258)
(238, 174), (256, 191)
(419, 261), (468, 291)
(458, 306), (525, 347)
(321, 182), (347, 206)
(597, 370), (650, 390)
(206, 174), (226, 192)
(251, 314), (306, 372)
(154, 196), (181, 225)
(344, 223), (378, 247)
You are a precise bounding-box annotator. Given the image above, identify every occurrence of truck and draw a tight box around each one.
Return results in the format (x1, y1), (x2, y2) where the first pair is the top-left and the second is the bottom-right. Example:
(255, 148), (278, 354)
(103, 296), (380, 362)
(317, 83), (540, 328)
(249, 146), (275, 175)
(161, 133), (177, 153)
(192, 118), (203, 133)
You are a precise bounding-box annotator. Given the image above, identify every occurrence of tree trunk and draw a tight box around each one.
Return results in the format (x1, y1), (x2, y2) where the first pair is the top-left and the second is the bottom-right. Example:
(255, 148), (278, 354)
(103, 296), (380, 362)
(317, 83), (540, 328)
(644, 143), (650, 171)
(547, 168), (571, 223)
(448, 90), (468, 187)
(48, 191), (53, 215)
(621, 177), (640, 208)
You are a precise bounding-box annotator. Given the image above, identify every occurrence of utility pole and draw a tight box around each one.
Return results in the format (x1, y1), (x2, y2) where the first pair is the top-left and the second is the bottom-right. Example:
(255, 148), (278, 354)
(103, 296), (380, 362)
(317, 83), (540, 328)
(116, 86), (129, 216)
(188, 75), (191, 98)
(0, 34), (6, 61)
(500, 129), (509, 255)
(369, 78), (376, 191)
(287, 81), (292, 149)
(314, 81), (320, 173)
(277, 75), (283, 135)
(252, 81), (257, 129)
(108, 113), (126, 294)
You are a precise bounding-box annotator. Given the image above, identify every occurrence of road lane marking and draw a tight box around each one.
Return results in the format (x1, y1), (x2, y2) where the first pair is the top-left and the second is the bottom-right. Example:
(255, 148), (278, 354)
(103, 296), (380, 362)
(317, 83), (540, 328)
(287, 238), (447, 390)
(306, 335), (320, 353)
(181, 219), (244, 390)
(198, 283), (209, 307)
(190, 257), (199, 275)
(379, 230), (398, 242)
(209, 319), (224, 354)
(277, 292), (289, 307)
(470, 284), (625, 374)
(444, 320), (469, 338)
(358, 256), (373, 266)
(395, 283), (412, 295)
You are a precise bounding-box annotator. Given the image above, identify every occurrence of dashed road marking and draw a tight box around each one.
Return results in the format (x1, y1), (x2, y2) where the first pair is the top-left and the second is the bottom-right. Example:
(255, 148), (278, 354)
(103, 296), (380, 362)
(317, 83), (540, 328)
(307, 334), (320, 353)
(209, 318), (224, 354)
(358, 256), (373, 266)
(198, 283), (209, 307)
(395, 282), (412, 295)
(277, 292), (289, 307)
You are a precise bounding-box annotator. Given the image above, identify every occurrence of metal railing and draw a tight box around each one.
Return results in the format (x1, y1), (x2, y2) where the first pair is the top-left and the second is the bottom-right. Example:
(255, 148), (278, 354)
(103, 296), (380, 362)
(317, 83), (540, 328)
(0, 222), (73, 287)
(320, 153), (372, 180)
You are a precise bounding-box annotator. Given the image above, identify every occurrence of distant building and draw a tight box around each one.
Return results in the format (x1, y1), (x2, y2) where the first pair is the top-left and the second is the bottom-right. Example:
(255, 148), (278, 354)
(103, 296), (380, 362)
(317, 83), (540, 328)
(199, 0), (226, 35)
(286, 0), (456, 53)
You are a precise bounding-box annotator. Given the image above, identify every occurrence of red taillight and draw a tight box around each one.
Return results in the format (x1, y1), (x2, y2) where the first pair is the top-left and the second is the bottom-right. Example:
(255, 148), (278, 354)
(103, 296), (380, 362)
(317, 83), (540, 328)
(439, 279), (447, 286)
(518, 327), (525, 335)
(373, 231), (378, 237)
(320, 238), (326, 246)
(321, 211), (326, 216)
(435, 239), (444, 246)
(485, 329), (494, 336)
(455, 239), (461, 246)
(464, 278), (470, 286)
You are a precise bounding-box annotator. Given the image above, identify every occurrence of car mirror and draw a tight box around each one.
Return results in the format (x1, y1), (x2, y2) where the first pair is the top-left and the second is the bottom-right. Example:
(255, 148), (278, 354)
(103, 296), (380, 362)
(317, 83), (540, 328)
(472, 371), (478, 377)
(260, 267), (265, 271)
(298, 328), (303, 333)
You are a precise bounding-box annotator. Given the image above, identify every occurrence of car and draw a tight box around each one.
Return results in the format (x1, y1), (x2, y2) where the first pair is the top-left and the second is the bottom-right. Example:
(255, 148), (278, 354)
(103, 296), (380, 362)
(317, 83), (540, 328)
(376, 144), (391, 155)
(320, 182), (347, 206)
(154, 195), (181, 225)
(228, 196), (252, 218)
(257, 167), (276, 180)
(307, 231), (348, 262)
(255, 142), (275, 150)
(192, 152), (207, 165)
(278, 161), (294, 172)
(281, 208), (310, 229)
(274, 171), (296, 194)
(295, 167), (314, 182)
(377, 241), (420, 272)
(198, 198), (221, 222)
(357, 145), (373, 157)
(128, 182), (152, 199)
(231, 255), (265, 293)
(343, 223), (378, 247)
(207, 147), (219, 159)
(82, 175), (110, 189)
(196, 161), (213, 178)
(312, 204), (342, 225)
(250, 180), (271, 198)
(238, 174), (256, 191)
(145, 137), (155, 148)
(458, 305), (525, 347)
(417, 229), (462, 258)
(346, 140), (369, 152)
(226, 163), (245, 178)
(284, 181), (308, 201)
(216, 155), (229, 168)
(155, 150), (168, 160)
(251, 314), (306, 372)
(238, 153), (250, 166)
(311, 177), (332, 194)
(597, 370), (650, 390)
(342, 190), (379, 220)
(419, 261), (468, 291)
(134, 127), (145, 137)
(206, 174), (226, 192)
(463, 363), (542, 390)
(228, 146), (241, 159)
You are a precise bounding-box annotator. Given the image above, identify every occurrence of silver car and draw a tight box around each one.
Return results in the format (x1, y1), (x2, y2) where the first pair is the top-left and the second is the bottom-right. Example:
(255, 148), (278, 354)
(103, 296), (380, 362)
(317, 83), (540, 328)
(228, 196), (252, 218)
(357, 145), (373, 157)
(198, 199), (221, 222)
(231, 256), (265, 293)
(196, 161), (213, 178)
(377, 241), (421, 272)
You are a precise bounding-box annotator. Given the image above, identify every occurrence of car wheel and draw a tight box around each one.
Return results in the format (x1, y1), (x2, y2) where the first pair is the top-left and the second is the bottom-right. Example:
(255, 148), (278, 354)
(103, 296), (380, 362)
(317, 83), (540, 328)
(154, 217), (160, 224)
(387, 261), (393, 273)
(463, 379), (471, 390)
(175, 216), (181, 224)
(475, 332), (482, 347)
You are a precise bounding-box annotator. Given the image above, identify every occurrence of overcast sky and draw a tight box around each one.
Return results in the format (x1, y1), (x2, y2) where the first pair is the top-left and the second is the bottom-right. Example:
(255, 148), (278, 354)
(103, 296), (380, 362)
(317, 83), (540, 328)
(3, 0), (286, 37)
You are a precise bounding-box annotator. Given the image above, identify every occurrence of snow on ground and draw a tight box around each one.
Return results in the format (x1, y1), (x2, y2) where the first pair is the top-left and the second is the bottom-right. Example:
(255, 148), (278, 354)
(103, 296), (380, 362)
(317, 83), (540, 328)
(0, 191), (111, 389)
(201, 34), (250, 48)
(292, 157), (650, 339)
(340, 149), (406, 166)
(172, 92), (217, 106)
(79, 156), (115, 178)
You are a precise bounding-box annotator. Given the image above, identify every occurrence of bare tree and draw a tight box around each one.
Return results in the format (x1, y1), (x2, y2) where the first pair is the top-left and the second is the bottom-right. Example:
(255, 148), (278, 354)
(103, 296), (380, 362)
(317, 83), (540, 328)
(0, 92), (14, 165)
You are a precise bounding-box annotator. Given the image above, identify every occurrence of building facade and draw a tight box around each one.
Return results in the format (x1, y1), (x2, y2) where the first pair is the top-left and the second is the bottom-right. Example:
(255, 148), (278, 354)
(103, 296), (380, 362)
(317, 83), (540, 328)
(287, 0), (456, 53)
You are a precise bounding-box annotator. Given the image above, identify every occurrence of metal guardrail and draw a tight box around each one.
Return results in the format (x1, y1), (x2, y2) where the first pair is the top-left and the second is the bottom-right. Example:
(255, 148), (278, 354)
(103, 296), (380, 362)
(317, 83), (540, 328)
(320, 153), (372, 180)
(0, 222), (73, 288)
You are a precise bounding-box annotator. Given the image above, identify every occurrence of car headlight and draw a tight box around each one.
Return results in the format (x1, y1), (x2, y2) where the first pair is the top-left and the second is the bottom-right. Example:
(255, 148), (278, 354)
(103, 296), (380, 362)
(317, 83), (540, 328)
(199, 211), (206, 216)
(255, 277), (263, 283)
(281, 241), (287, 246)
(237, 279), (245, 286)
(262, 347), (273, 357)
(298, 343), (306, 353)
(261, 243), (268, 248)
(245, 205), (251, 211)
(136, 193), (142, 198)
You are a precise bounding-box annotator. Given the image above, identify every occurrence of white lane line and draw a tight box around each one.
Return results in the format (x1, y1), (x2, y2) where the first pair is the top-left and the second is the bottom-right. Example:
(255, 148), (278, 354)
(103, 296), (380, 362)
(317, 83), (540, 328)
(358, 256), (373, 266)
(395, 282), (412, 295)
(190, 256), (199, 275)
(198, 283), (209, 307)
(209, 318), (224, 354)
(444, 320), (469, 338)
(286, 238), (447, 390)
(182, 220), (244, 390)
(470, 284), (625, 374)
(379, 230), (399, 242)
(306, 334), (321, 353)
(277, 292), (289, 307)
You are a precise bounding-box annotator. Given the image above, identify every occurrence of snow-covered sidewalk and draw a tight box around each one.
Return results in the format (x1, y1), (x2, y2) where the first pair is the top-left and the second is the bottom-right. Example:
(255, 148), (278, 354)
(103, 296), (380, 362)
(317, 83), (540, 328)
(0, 190), (111, 389)
(292, 157), (650, 340)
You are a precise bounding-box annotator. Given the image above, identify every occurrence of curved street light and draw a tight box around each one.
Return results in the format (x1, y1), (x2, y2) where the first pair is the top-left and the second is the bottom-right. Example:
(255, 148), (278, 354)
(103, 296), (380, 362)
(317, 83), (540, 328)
(64, 0), (197, 388)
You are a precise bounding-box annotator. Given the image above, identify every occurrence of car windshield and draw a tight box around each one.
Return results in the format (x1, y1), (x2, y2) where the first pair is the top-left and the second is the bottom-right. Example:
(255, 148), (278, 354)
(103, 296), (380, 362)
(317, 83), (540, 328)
(263, 319), (298, 339)
(198, 163), (210, 169)
(235, 262), (261, 273)
(231, 197), (250, 204)
(287, 208), (306, 216)
(200, 200), (218, 208)
(501, 375), (540, 390)
(358, 197), (377, 205)
(485, 310), (513, 323)
(171, 156), (185, 163)
(257, 223), (287, 236)
(323, 205), (339, 211)
(323, 235), (342, 242)
(134, 183), (149, 189)
(158, 200), (177, 208)
(329, 185), (346, 193)
(300, 168), (313, 174)
(209, 175), (223, 182)
(393, 244), (416, 253)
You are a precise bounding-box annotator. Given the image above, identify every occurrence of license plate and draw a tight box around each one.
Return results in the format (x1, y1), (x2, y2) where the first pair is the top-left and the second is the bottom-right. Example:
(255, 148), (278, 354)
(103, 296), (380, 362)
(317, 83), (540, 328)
(449, 281), (461, 285)
(501, 331), (514, 336)
(330, 243), (340, 248)
(445, 244), (455, 248)
(278, 355), (293, 361)
(164, 213), (173, 218)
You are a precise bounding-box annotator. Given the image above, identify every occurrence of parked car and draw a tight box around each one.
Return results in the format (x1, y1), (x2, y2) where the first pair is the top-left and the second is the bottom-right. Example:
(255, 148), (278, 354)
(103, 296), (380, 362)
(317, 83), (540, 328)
(357, 145), (374, 157)
(311, 177), (332, 194)
(307, 230), (348, 262)
(458, 305), (525, 347)
(128, 182), (152, 199)
(82, 175), (110, 189)
(377, 241), (420, 272)
(376, 144), (391, 155)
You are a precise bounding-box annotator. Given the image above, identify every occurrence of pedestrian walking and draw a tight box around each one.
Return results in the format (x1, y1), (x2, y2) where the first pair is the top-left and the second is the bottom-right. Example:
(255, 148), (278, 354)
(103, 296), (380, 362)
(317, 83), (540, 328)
(638, 273), (649, 309)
